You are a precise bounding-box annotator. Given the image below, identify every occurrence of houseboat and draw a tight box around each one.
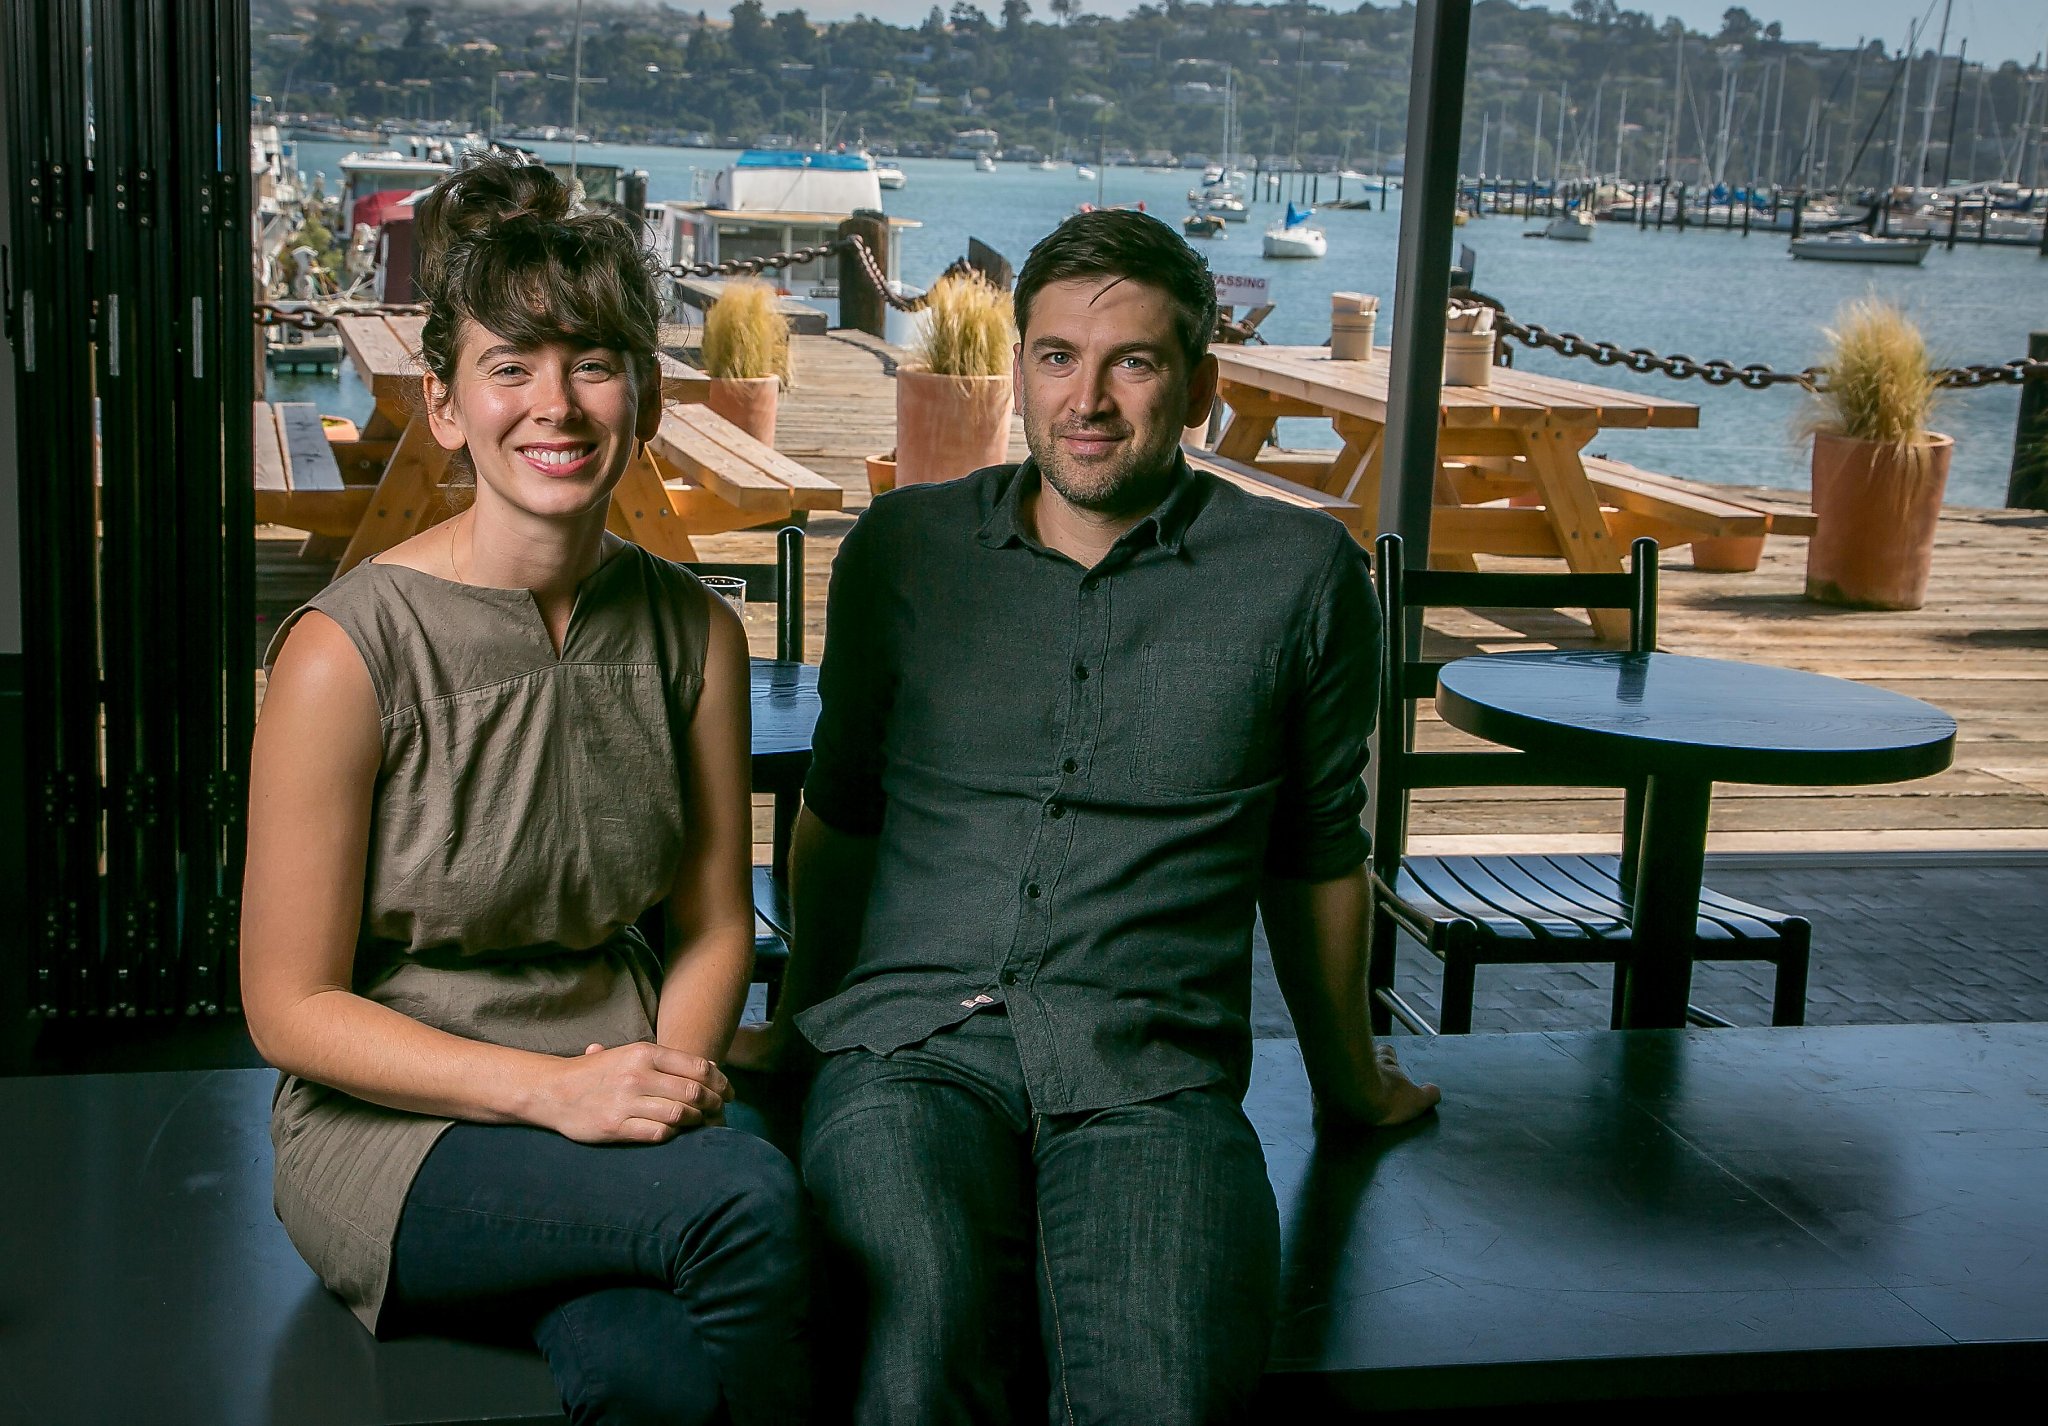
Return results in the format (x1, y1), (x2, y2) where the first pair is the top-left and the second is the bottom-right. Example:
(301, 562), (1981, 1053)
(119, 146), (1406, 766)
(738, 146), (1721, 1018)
(646, 151), (920, 316)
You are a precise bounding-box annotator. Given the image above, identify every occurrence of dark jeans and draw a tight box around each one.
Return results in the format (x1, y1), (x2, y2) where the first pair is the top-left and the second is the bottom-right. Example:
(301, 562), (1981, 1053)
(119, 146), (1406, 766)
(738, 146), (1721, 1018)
(801, 1011), (1279, 1425)
(388, 1120), (811, 1426)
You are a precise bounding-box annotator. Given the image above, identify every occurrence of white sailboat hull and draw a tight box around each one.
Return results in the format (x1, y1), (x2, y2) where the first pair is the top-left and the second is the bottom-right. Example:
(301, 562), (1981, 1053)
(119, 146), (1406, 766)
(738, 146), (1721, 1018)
(1789, 233), (1931, 265)
(1262, 225), (1326, 258)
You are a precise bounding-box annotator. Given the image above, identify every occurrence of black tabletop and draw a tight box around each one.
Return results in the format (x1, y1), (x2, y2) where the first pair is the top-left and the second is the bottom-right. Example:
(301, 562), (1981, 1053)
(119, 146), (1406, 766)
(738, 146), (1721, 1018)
(1435, 650), (1956, 786)
(6, 1024), (2047, 1422)
(749, 657), (819, 788)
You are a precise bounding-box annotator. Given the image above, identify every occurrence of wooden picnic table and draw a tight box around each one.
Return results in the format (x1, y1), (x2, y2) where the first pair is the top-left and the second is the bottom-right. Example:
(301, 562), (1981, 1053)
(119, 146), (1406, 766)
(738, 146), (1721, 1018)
(330, 314), (838, 571)
(1206, 346), (1702, 640)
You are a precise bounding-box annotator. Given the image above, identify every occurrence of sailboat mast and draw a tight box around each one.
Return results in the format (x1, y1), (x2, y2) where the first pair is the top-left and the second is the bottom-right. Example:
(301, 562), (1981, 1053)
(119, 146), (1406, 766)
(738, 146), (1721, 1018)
(1914, 0), (1954, 191)
(1889, 20), (1918, 194)
(1768, 56), (1786, 189)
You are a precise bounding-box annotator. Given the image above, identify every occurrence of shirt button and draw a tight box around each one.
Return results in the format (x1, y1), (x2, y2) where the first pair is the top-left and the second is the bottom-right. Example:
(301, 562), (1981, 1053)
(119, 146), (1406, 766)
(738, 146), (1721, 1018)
(1025, 883), (1041, 899)
(1061, 758), (1078, 775)
(1073, 664), (1089, 682)
(1047, 802), (1065, 819)
(1001, 969), (1019, 986)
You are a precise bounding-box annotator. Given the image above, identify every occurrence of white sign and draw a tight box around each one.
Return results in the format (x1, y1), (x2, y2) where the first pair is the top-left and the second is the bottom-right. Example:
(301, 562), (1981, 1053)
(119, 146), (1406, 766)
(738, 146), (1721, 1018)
(1212, 272), (1269, 307)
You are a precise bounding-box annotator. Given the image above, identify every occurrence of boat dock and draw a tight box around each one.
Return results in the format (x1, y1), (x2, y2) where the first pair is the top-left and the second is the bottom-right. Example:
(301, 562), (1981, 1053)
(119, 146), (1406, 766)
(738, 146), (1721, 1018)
(261, 329), (2048, 854)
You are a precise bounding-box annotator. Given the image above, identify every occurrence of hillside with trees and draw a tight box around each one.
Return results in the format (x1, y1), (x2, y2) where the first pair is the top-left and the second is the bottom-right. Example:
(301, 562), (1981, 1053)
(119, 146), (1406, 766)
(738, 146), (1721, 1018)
(253, 2), (2045, 188)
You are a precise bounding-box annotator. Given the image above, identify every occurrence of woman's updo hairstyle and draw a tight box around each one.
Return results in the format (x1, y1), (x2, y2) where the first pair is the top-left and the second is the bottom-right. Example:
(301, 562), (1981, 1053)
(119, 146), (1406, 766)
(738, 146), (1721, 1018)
(413, 151), (661, 398)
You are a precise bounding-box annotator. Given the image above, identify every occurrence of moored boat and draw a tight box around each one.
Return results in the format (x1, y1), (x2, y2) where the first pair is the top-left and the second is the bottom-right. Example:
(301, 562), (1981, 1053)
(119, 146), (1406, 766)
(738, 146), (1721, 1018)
(1789, 231), (1932, 265)
(1183, 213), (1227, 240)
(1262, 203), (1326, 259)
(1542, 210), (1594, 241)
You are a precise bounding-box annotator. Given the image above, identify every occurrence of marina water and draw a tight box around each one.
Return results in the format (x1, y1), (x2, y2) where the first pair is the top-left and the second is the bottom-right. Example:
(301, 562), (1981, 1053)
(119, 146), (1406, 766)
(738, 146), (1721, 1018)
(285, 137), (2042, 508)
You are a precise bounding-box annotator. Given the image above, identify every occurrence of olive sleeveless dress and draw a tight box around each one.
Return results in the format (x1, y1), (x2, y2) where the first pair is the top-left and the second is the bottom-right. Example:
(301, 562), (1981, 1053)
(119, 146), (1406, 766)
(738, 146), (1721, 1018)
(263, 543), (711, 1333)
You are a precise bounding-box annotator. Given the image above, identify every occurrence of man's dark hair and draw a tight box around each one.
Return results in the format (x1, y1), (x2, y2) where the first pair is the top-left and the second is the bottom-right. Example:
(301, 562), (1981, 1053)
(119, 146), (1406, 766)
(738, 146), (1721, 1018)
(1013, 210), (1217, 370)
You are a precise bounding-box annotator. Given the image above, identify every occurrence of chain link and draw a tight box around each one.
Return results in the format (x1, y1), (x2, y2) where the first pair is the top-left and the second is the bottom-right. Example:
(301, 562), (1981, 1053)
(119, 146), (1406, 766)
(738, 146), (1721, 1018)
(254, 300), (425, 331)
(1496, 314), (2048, 393)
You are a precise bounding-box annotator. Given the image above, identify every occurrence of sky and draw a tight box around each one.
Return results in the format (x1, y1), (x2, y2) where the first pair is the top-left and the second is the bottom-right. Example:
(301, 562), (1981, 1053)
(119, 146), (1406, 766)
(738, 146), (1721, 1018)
(760, 1), (2047, 70)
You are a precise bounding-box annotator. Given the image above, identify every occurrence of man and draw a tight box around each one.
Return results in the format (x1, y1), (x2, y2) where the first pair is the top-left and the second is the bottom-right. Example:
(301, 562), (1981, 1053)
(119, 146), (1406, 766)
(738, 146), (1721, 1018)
(741, 209), (1439, 1423)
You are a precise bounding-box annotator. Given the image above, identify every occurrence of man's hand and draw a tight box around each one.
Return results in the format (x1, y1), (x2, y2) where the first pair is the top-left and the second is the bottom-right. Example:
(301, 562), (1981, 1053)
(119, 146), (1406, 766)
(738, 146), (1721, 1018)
(1320, 1043), (1441, 1130)
(725, 1020), (789, 1073)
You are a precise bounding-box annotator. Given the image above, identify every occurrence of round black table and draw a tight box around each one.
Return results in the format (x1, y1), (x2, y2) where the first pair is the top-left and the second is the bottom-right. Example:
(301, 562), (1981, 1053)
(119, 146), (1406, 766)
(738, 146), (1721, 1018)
(1435, 651), (1957, 1028)
(750, 658), (820, 793)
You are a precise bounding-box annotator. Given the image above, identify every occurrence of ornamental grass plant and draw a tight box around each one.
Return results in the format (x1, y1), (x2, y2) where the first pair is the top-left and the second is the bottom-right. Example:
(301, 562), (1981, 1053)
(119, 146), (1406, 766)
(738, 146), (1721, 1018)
(909, 274), (1015, 378)
(1802, 296), (1940, 452)
(700, 280), (791, 384)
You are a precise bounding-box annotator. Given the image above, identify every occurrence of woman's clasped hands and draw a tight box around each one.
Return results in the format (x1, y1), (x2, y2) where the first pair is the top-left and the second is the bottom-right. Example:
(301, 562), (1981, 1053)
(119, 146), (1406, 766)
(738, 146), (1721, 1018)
(537, 1041), (731, 1144)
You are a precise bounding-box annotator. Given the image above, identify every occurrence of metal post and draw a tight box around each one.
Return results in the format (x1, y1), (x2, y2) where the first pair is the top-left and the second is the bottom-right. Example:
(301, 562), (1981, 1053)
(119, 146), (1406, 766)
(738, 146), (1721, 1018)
(1380, 0), (1471, 572)
(2008, 332), (2048, 510)
(836, 211), (890, 340)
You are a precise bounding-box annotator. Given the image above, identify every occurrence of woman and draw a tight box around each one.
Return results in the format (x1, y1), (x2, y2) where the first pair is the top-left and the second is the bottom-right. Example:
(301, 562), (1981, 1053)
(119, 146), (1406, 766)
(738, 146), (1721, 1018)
(242, 154), (807, 1426)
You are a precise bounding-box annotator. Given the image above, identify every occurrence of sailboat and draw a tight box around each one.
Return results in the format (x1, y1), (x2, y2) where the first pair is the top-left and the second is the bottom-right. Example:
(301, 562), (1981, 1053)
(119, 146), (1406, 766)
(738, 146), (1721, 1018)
(1036, 121), (1061, 170)
(1263, 202), (1326, 258)
(1189, 67), (1251, 222)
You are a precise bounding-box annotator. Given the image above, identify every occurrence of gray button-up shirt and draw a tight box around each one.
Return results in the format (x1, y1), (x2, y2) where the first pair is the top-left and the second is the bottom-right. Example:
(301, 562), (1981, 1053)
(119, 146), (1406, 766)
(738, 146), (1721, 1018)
(797, 457), (1378, 1113)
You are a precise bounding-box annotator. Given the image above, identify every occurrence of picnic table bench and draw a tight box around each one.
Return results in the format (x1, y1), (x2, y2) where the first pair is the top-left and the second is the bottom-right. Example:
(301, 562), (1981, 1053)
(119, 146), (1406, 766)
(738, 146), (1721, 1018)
(253, 403), (366, 539)
(313, 314), (834, 570)
(1206, 347), (1716, 637)
(9, 1022), (2045, 1422)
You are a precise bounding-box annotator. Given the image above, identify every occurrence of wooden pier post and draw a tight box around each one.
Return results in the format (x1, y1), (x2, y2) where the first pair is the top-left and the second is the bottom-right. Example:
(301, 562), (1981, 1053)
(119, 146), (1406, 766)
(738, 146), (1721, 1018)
(1675, 183), (1686, 230)
(836, 211), (890, 340)
(1791, 191), (1806, 240)
(1741, 194), (1752, 236)
(2008, 332), (2048, 510)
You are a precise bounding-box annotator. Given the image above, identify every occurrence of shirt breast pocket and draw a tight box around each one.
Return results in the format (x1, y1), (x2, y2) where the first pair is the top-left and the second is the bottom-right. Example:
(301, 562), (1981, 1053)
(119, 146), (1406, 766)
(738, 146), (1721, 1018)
(1134, 641), (1281, 795)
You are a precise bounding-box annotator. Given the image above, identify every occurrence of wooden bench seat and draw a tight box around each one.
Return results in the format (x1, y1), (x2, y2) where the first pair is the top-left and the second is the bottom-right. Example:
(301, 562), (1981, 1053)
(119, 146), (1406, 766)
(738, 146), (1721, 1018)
(1582, 454), (1816, 539)
(9, 1024), (2047, 1421)
(1182, 443), (1366, 536)
(640, 404), (847, 538)
(252, 402), (370, 538)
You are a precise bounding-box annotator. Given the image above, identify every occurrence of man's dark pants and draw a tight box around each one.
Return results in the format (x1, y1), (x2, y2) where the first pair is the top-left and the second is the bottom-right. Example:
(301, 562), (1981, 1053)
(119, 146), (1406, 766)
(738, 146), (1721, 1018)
(801, 1010), (1279, 1425)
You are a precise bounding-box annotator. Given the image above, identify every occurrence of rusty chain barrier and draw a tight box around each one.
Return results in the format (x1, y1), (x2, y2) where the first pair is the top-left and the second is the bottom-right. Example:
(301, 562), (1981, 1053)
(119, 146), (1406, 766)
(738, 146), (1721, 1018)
(1495, 314), (2048, 394)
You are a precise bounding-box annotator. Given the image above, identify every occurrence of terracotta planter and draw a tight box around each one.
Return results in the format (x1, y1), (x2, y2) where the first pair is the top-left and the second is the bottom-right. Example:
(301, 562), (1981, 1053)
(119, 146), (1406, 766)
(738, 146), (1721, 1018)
(1805, 430), (1953, 610)
(1690, 533), (1766, 573)
(707, 375), (780, 447)
(894, 369), (1012, 488)
(865, 451), (897, 498)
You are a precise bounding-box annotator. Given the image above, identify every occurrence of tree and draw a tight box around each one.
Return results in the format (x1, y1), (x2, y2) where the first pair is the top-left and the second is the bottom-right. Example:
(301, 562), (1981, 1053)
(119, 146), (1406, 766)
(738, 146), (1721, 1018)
(729, 1), (775, 67)
(1049, 0), (1077, 22)
(1002, 0), (1032, 33)
(950, 2), (990, 33)
(1716, 7), (1760, 45)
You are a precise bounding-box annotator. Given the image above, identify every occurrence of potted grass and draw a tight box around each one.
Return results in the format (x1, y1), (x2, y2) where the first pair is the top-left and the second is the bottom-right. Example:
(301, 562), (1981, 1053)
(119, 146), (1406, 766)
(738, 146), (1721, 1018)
(700, 279), (790, 447)
(1801, 297), (1951, 610)
(881, 272), (1016, 493)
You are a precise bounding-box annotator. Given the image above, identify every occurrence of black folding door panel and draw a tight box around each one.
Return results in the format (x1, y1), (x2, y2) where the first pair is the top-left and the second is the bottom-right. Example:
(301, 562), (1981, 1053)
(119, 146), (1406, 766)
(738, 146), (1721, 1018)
(94, 0), (184, 1013)
(3, 0), (102, 1017)
(171, 0), (254, 1015)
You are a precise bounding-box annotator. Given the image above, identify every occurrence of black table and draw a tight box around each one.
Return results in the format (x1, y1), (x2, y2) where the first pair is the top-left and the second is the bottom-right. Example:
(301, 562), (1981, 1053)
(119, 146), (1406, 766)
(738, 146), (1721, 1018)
(8, 1023), (2047, 1422)
(1435, 651), (1956, 1027)
(748, 657), (818, 794)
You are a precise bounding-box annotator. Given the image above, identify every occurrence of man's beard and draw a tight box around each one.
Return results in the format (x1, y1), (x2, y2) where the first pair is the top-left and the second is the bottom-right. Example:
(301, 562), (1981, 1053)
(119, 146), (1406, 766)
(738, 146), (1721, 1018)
(1030, 418), (1180, 517)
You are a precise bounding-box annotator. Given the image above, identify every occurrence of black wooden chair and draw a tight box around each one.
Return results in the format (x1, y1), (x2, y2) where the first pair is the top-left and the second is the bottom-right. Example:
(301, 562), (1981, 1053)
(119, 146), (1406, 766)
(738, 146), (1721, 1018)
(641, 527), (805, 1008)
(1367, 532), (1810, 1035)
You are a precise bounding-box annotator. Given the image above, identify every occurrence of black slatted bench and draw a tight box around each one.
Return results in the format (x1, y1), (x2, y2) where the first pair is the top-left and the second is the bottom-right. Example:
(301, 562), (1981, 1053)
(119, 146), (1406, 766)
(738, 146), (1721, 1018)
(7, 1023), (2047, 1423)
